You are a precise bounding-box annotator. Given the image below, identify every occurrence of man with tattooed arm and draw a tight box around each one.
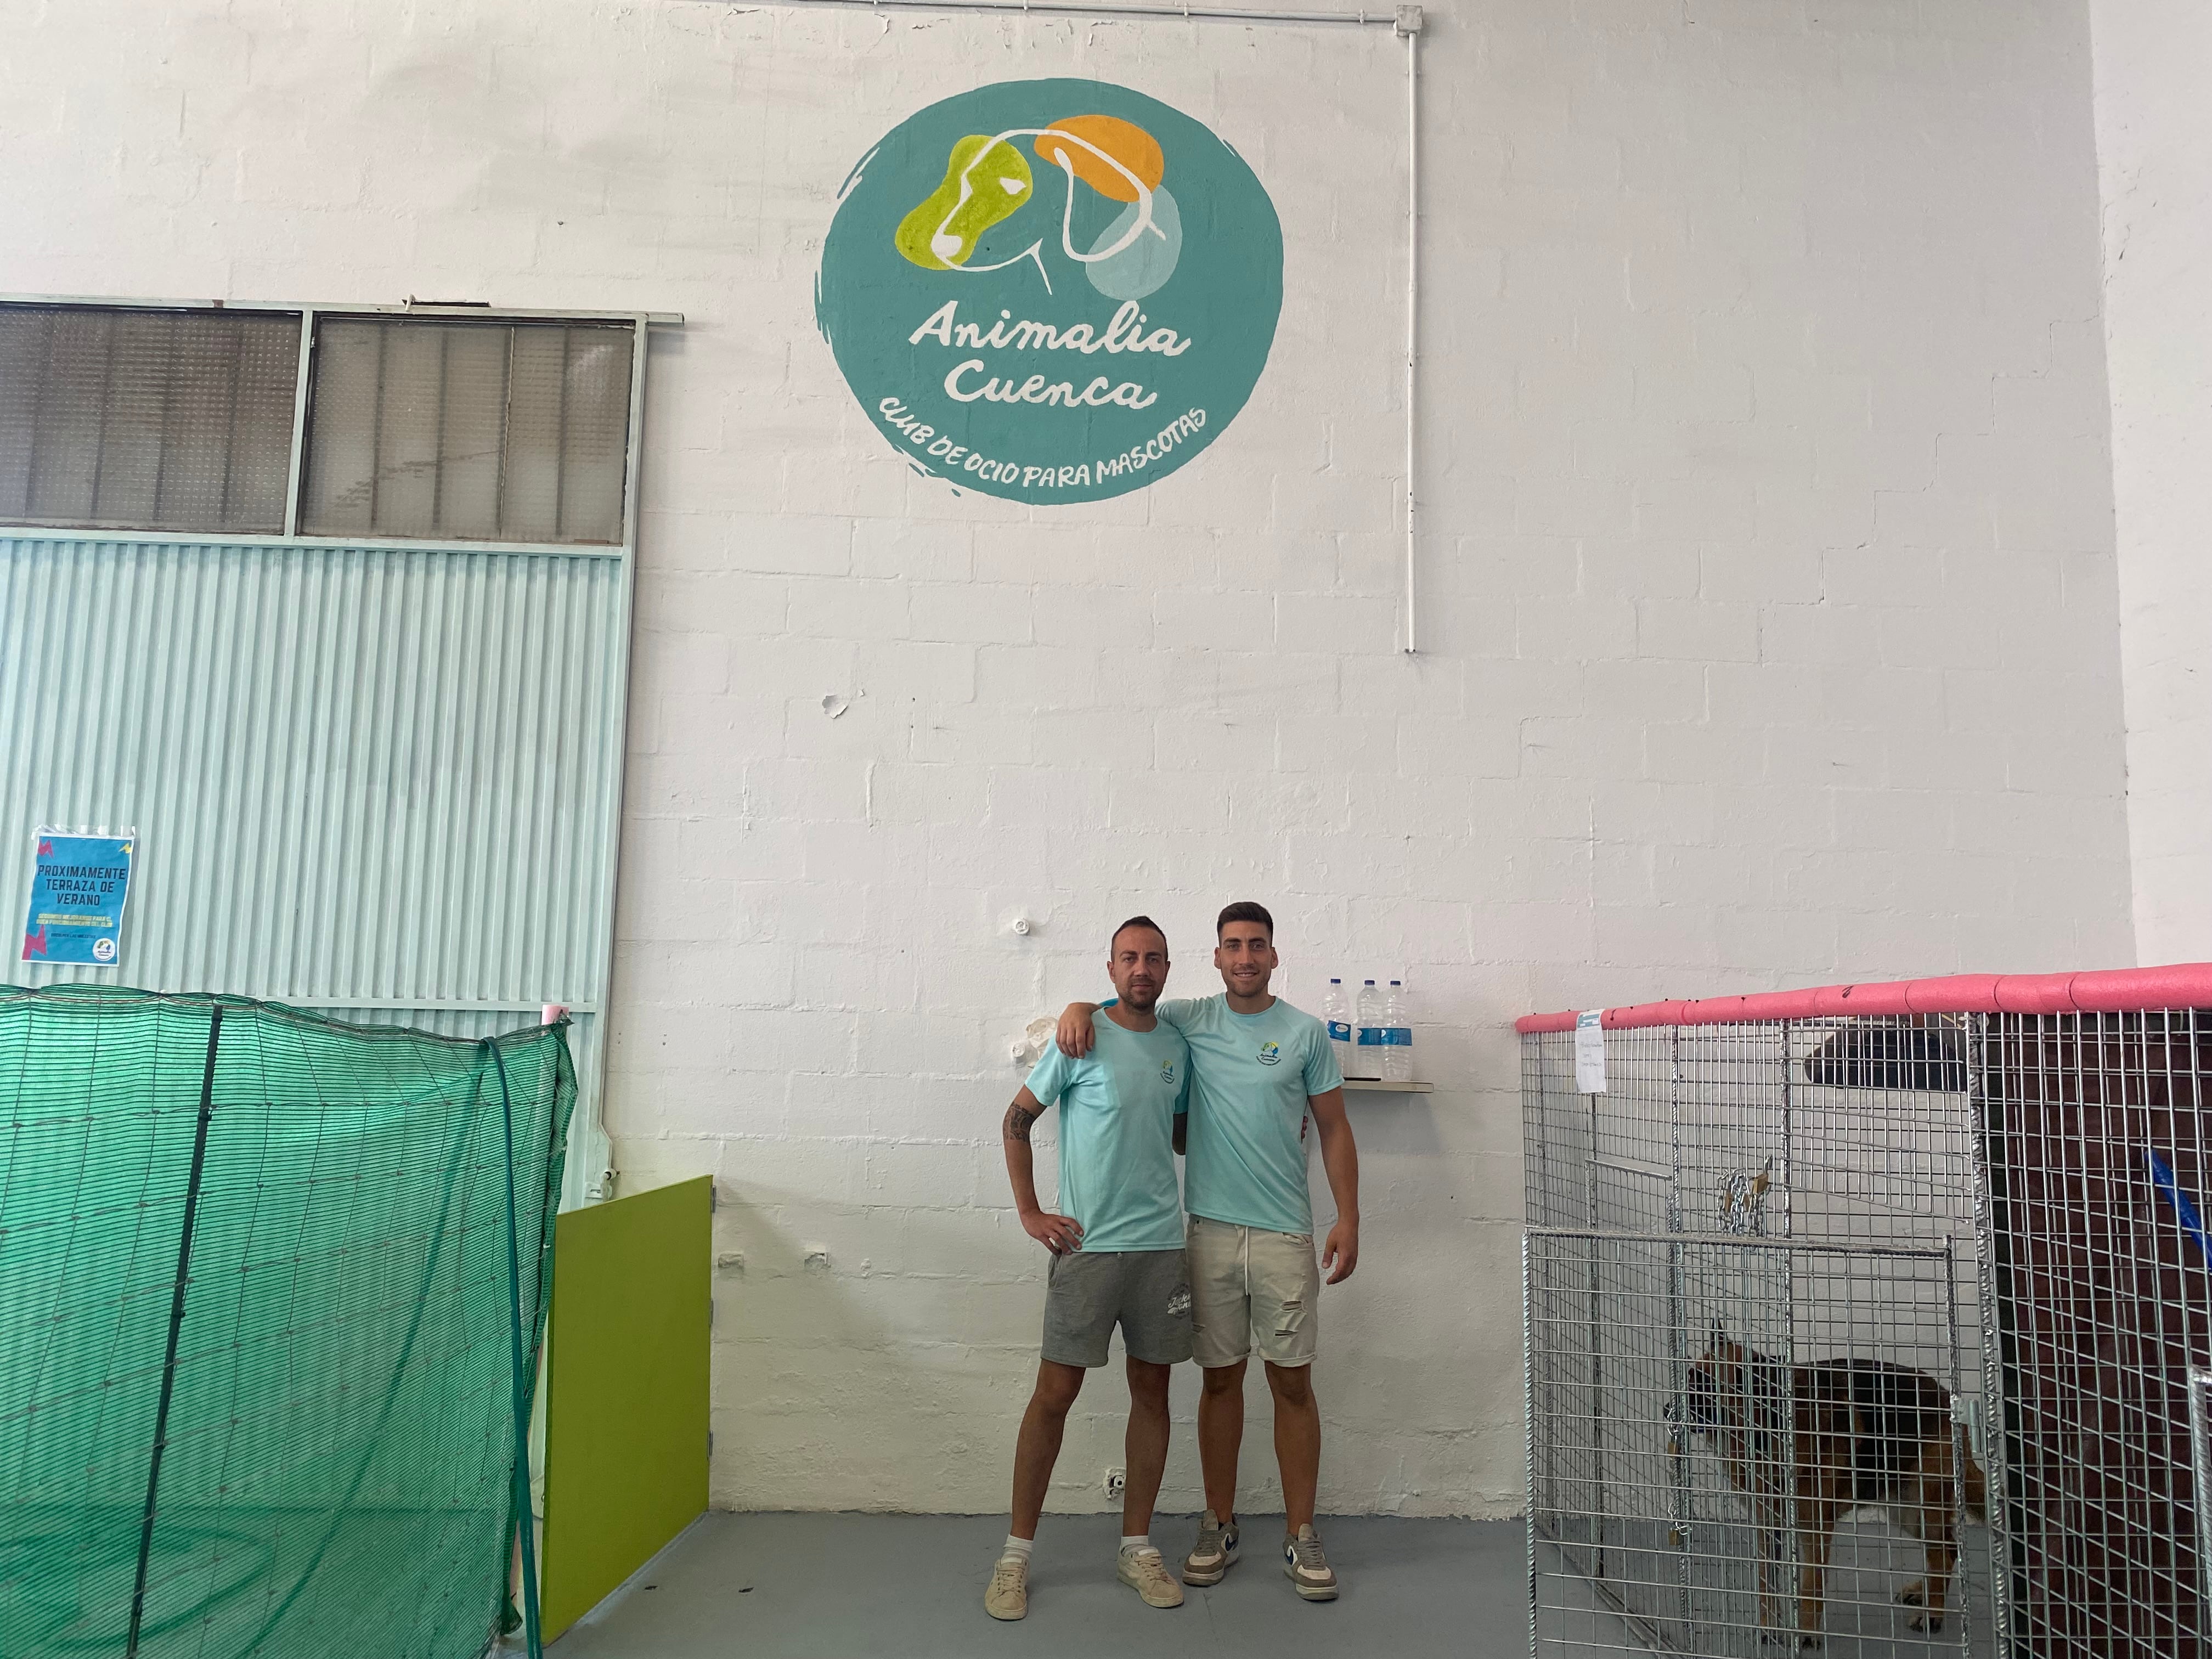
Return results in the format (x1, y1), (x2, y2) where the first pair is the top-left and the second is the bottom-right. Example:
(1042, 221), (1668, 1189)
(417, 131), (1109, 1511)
(984, 917), (1193, 1622)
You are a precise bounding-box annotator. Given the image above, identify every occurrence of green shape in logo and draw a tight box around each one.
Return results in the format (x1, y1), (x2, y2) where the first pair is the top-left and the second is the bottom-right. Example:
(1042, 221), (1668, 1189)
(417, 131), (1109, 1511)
(817, 79), (1284, 506)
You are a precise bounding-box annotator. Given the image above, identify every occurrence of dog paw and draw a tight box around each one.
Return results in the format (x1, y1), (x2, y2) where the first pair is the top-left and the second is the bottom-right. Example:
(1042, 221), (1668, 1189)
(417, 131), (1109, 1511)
(1898, 1583), (1925, 1606)
(1758, 1629), (1821, 1651)
(1908, 1615), (1944, 1634)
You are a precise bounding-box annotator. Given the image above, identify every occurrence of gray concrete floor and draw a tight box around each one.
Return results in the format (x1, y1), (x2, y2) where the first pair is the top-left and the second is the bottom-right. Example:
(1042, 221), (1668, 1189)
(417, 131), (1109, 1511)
(545, 1511), (1531, 1658)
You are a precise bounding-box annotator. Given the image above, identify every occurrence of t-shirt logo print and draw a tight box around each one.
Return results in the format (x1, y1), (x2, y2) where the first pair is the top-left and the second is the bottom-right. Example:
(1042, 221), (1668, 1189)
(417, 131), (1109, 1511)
(1161, 1062), (1176, 1085)
(1257, 1041), (1281, 1066)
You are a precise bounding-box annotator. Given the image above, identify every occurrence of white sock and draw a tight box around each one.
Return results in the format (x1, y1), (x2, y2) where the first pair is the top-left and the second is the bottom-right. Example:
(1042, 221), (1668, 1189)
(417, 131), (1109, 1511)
(1121, 1533), (1152, 1555)
(1001, 1534), (1034, 1561)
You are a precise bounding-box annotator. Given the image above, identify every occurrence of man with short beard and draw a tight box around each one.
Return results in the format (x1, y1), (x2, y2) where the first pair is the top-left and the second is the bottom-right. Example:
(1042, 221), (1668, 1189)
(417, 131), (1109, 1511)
(984, 917), (1193, 1622)
(1057, 900), (1358, 1604)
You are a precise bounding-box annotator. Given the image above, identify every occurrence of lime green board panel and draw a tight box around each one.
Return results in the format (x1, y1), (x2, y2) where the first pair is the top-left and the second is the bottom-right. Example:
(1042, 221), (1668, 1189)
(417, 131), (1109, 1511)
(540, 1175), (712, 1641)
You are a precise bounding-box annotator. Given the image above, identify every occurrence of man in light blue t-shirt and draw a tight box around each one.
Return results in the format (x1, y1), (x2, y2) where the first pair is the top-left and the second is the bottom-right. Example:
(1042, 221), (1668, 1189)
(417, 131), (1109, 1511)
(1058, 900), (1360, 1604)
(985, 917), (1194, 1623)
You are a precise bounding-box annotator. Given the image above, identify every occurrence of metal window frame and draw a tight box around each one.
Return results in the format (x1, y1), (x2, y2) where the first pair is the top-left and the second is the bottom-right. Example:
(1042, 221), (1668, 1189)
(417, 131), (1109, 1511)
(0, 294), (682, 558)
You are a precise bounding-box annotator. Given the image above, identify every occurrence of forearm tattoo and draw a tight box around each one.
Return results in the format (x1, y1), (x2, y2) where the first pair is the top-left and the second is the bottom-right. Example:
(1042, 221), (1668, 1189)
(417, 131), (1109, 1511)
(1003, 1102), (1039, 1143)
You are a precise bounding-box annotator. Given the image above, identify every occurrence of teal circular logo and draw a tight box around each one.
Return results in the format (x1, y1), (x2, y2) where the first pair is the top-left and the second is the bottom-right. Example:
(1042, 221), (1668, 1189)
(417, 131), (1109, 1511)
(817, 79), (1284, 506)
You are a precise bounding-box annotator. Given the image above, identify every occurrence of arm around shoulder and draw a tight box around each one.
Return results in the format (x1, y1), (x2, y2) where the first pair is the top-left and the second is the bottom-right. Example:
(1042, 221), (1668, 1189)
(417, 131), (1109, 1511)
(1056, 1001), (1101, 1057)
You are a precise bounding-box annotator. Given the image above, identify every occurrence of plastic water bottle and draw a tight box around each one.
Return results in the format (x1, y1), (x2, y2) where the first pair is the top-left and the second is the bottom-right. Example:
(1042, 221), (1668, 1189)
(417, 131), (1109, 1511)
(1383, 980), (1414, 1082)
(1321, 979), (1355, 1079)
(1354, 980), (1385, 1079)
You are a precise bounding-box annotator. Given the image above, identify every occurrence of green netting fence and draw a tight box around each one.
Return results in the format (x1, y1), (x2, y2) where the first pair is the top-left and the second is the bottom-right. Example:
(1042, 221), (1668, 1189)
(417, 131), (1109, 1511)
(0, 987), (573, 1659)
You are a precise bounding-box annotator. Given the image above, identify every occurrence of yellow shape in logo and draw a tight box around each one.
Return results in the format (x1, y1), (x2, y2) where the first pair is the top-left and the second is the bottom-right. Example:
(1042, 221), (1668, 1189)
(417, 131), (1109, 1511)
(895, 134), (1034, 269)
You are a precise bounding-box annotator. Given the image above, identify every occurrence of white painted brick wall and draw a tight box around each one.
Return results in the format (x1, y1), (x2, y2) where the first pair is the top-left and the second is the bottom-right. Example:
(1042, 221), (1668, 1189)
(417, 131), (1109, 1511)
(0, 0), (2135, 1520)
(2090, 1), (2212, 960)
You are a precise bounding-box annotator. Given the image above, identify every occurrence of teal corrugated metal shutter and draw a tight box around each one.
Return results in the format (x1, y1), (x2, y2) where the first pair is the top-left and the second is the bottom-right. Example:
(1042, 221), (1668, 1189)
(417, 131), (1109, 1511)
(0, 535), (627, 1204)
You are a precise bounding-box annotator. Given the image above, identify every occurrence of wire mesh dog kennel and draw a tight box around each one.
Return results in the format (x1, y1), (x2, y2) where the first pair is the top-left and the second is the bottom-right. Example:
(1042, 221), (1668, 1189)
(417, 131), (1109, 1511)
(1519, 966), (2212, 1659)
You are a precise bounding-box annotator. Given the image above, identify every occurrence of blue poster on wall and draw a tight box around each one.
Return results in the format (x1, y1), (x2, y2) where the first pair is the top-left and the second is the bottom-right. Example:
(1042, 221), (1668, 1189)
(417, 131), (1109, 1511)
(21, 832), (136, 965)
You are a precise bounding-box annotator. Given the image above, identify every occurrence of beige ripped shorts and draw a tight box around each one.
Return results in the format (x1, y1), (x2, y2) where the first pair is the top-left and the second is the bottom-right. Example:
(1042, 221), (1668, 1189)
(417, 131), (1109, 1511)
(1186, 1215), (1321, 1369)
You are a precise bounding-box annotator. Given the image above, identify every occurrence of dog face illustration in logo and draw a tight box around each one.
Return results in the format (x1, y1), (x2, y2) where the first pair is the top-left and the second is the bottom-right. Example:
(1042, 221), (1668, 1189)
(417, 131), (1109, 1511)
(1257, 1041), (1281, 1066)
(894, 113), (1178, 301)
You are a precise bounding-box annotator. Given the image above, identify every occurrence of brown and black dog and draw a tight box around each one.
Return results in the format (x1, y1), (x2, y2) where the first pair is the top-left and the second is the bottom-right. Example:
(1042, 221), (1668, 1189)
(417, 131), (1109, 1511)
(1686, 1329), (1987, 1648)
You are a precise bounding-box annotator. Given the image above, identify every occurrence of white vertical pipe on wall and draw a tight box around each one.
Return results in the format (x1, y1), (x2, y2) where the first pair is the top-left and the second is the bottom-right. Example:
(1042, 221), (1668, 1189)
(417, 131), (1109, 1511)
(1400, 5), (1421, 653)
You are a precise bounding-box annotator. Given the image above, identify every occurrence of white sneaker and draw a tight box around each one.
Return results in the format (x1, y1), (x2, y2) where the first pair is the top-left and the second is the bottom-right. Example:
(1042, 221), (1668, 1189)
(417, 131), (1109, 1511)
(1118, 1544), (1185, 1609)
(984, 1553), (1028, 1620)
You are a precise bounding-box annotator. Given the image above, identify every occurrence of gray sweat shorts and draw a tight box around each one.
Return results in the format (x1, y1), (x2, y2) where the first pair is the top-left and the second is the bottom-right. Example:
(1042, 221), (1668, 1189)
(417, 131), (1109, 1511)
(1041, 1247), (1194, 1368)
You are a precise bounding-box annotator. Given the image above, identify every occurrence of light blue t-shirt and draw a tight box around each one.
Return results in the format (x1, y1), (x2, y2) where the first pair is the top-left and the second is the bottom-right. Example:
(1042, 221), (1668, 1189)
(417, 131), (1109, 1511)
(1022, 1015), (1190, 1253)
(1156, 994), (1342, 1238)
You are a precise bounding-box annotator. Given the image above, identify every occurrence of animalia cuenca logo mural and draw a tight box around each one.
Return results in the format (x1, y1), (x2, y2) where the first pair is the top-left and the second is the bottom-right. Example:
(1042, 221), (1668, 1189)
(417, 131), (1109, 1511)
(816, 79), (1284, 506)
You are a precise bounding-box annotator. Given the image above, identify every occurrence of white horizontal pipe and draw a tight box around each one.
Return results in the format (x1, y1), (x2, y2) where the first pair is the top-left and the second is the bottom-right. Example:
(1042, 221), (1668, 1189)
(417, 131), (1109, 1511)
(0, 294), (685, 326)
(264, 997), (602, 1014)
(762, 0), (1400, 27)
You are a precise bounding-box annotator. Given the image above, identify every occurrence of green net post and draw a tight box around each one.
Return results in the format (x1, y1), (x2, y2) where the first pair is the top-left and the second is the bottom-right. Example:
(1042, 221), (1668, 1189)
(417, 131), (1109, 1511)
(125, 1002), (223, 1659)
(488, 1039), (544, 1659)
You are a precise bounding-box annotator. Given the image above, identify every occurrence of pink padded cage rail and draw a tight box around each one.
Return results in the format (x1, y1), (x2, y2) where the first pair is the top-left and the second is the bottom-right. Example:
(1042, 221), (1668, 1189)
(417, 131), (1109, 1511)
(1515, 960), (2212, 1033)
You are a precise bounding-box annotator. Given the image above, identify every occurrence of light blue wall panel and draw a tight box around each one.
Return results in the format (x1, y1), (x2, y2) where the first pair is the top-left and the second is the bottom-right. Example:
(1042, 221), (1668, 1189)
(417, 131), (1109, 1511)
(0, 536), (628, 1202)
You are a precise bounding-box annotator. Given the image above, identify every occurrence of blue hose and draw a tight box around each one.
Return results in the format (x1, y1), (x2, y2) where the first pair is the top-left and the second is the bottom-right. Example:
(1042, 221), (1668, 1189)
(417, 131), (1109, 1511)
(2145, 1148), (2212, 1261)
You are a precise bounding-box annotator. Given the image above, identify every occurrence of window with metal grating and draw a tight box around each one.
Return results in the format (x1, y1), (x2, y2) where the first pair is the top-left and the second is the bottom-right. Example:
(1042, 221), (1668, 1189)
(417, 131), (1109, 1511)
(298, 317), (635, 546)
(0, 307), (303, 534)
